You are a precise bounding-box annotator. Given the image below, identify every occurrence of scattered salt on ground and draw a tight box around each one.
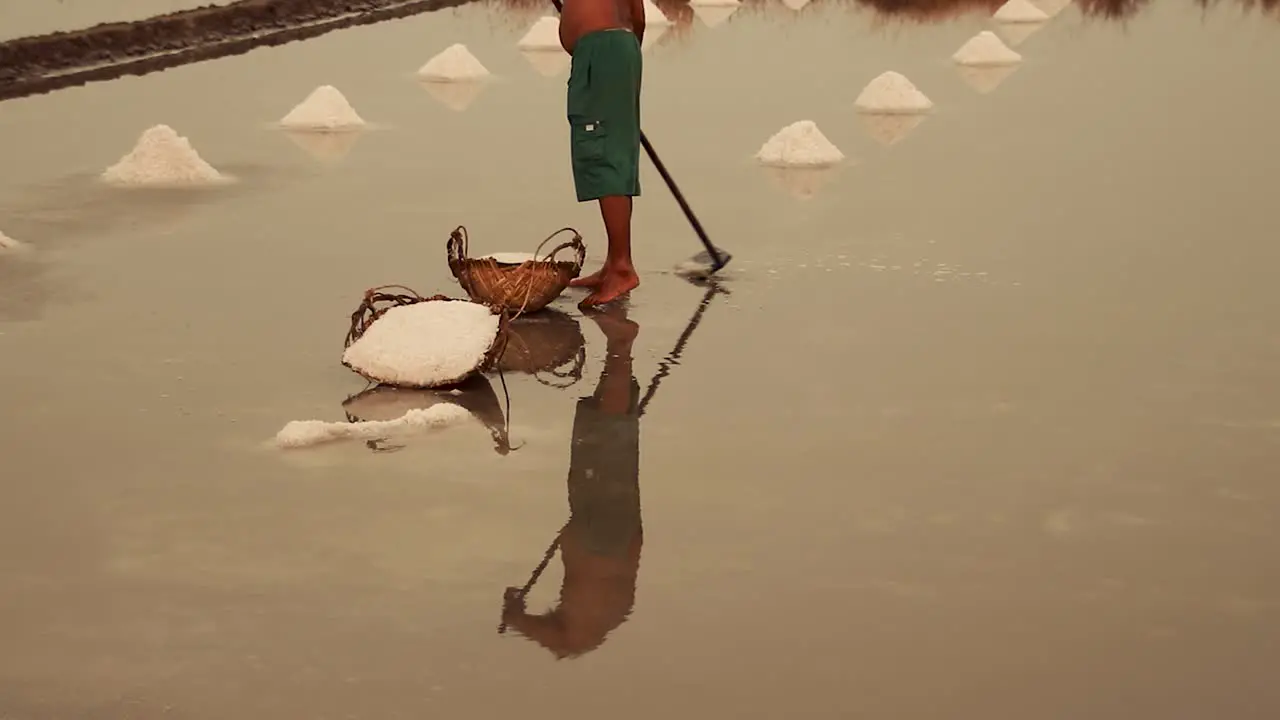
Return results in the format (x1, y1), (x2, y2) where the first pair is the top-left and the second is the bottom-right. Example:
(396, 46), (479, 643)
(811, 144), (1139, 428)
(755, 120), (844, 168)
(101, 125), (228, 187)
(693, 4), (739, 27)
(994, 0), (1049, 22)
(0, 230), (24, 252)
(477, 252), (538, 264)
(518, 17), (563, 51)
(274, 405), (469, 449)
(342, 301), (501, 388)
(417, 43), (491, 82)
(854, 71), (933, 114)
(644, 0), (673, 25)
(279, 85), (366, 131)
(953, 31), (1022, 66)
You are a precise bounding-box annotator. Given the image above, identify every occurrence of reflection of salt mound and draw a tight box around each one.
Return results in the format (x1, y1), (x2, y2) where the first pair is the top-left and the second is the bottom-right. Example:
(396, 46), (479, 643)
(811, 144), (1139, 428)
(693, 4), (739, 27)
(1035, 0), (1072, 17)
(275, 406), (469, 449)
(781, 0), (811, 10)
(0, 231), (25, 253)
(477, 252), (538, 264)
(641, 23), (669, 52)
(342, 301), (501, 388)
(417, 43), (491, 82)
(644, 0), (673, 25)
(767, 166), (838, 201)
(957, 65), (1019, 94)
(995, 20), (1042, 47)
(755, 120), (844, 168)
(522, 48), (571, 77)
(101, 125), (228, 187)
(994, 0), (1049, 22)
(284, 128), (361, 163)
(690, 0), (740, 5)
(420, 80), (488, 112)
(859, 113), (926, 147)
(953, 31), (1022, 66)
(518, 16), (562, 50)
(855, 71), (933, 114)
(279, 85), (366, 131)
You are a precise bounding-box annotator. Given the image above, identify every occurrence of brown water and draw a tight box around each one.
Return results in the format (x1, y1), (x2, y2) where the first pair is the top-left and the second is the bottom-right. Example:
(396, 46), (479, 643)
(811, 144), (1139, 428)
(3, 0), (1280, 717)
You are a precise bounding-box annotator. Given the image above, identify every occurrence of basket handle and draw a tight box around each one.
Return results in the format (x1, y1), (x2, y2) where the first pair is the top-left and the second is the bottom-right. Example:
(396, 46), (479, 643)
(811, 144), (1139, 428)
(533, 228), (585, 268)
(447, 226), (470, 279)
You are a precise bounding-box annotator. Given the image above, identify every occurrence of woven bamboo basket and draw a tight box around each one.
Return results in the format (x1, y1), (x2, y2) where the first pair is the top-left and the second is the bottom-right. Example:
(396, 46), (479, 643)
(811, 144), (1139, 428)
(494, 308), (586, 387)
(447, 225), (586, 315)
(342, 285), (509, 388)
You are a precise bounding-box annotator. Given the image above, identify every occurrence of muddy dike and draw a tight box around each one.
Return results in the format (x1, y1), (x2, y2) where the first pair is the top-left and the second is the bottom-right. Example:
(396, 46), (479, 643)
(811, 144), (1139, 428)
(0, 0), (473, 102)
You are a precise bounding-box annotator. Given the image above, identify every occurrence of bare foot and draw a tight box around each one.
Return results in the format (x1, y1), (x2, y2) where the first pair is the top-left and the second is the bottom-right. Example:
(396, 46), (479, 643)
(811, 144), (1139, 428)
(578, 269), (640, 309)
(569, 268), (606, 289)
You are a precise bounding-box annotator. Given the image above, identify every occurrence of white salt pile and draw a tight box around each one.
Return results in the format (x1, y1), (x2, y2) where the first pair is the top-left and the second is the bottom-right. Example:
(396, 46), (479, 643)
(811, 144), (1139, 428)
(693, 4), (739, 27)
(279, 85), (366, 131)
(275, 405), (469, 449)
(478, 252), (538, 264)
(952, 31), (1022, 66)
(517, 16), (563, 51)
(994, 0), (1049, 22)
(417, 43), (491, 82)
(854, 71), (933, 114)
(755, 120), (844, 168)
(101, 124), (228, 187)
(644, 0), (673, 25)
(342, 301), (501, 388)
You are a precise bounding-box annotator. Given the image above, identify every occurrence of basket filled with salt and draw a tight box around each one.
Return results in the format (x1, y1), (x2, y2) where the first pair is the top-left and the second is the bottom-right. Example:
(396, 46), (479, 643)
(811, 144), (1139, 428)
(494, 308), (586, 387)
(447, 225), (586, 314)
(342, 285), (508, 389)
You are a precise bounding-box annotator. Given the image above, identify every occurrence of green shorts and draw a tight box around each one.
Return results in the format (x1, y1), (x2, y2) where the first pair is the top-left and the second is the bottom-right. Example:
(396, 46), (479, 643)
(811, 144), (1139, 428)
(566, 28), (642, 202)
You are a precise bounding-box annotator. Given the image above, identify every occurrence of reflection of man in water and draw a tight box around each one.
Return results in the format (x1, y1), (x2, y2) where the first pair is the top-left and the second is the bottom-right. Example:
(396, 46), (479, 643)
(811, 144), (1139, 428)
(501, 305), (643, 659)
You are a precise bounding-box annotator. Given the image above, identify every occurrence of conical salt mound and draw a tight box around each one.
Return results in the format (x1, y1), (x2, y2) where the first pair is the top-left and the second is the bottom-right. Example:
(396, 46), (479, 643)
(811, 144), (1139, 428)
(279, 85), (366, 131)
(693, 4), (739, 27)
(854, 71), (933, 114)
(518, 16), (562, 51)
(755, 120), (844, 168)
(418, 43), (491, 82)
(953, 31), (1022, 66)
(994, 0), (1049, 22)
(644, 0), (673, 25)
(101, 124), (228, 187)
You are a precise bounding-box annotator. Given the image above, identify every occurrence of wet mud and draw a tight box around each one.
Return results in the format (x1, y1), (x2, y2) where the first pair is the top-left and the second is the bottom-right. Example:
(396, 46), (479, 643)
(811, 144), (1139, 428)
(0, 0), (469, 102)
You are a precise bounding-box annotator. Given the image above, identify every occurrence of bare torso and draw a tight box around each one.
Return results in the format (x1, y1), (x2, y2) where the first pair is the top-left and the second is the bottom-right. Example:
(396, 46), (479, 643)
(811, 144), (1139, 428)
(559, 0), (643, 54)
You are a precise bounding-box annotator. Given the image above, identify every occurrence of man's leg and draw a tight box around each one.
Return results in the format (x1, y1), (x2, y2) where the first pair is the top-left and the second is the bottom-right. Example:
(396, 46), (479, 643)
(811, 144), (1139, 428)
(575, 196), (640, 307)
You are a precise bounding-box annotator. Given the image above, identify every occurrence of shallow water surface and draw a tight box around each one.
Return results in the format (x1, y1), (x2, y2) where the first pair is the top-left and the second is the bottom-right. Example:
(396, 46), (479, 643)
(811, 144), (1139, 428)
(2, 1), (1280, 717)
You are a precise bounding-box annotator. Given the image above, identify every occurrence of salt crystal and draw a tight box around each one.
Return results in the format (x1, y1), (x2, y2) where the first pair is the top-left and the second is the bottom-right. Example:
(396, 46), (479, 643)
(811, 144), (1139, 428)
(279, 85), (366, 131)
(101, 124), (228, 187)
(953, 31), (1022, 66)
(644, 0), (673, 26)
(692, 4), (739, 27)
(274, 405), (470, 449)
(0, 230), (25, 252)
(342, 301), (501, 388)
(477, 252), (538, 264)
(417, 43), (491, 82)
(854, 71), (933, 114)
(755, 120), (844, 168)
(994, 0), (1049, 22)
(518, 16), (563, 51)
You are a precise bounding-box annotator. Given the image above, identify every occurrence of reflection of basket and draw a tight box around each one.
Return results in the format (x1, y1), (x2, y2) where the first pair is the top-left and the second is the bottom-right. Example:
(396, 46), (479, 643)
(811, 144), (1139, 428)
(447, 225), (586, 315)
(496, 308), (587, 387)
(342, 374), (517, 455)
(343, 285), (509, 388)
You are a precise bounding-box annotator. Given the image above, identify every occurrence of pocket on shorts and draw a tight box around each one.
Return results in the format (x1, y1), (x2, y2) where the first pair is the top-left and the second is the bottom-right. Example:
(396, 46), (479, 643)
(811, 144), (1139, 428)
(571, 119), (609, 165)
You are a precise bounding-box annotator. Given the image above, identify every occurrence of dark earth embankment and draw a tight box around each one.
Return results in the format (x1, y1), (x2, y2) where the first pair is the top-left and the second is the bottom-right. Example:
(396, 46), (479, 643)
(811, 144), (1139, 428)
(0, 0), (471, 102)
